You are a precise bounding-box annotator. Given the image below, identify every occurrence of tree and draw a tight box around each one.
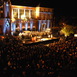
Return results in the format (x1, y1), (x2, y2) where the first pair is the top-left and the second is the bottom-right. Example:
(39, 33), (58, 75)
(60, 24), (74, 37)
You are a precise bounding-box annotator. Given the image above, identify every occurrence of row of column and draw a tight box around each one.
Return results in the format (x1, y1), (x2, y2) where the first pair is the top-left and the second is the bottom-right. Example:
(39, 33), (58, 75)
(11, 20), (51, 34)
(38, 20), (51, 31)
(11, 21), (34, 32)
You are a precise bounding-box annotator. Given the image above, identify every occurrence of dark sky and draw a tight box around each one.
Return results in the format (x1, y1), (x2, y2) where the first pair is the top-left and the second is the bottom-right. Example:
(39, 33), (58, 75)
(10, 0), (77, 17)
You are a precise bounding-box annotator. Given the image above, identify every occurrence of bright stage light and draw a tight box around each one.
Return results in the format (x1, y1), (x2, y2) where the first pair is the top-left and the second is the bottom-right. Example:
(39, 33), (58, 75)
(41, 38), (49, 41)
(74, 34), (77, 37)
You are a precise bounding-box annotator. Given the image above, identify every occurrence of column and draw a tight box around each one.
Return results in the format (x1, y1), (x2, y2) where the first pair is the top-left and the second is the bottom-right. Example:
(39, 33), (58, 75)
(12, 22), (16, 32)
(18, 9), (20, 19)
(11, 22), (16, 35)
(24, 9), (26, 18)
(19, 21), (22, 31)
(3, 22), (7, 35)
(11, 23), (13, 35)
(25, 22), (28, 31)
(30, 20), (33, 31)
(29, 10), (31, 19)
(38, 20), (42, 31)
(47, 20), (50, 28)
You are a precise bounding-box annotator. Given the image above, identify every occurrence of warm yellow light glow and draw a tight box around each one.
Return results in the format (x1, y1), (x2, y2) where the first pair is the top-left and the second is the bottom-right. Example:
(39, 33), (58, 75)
(51, 34), (53, 38)
(12, 18), (15, 22)
(21, 14), (25, 19)
(36, 6), (40, 18)
(32, 37), (36, 42)
(41, 38), (49, 41)
(45, 28), (51, 32)
(74, 34), (77, 37)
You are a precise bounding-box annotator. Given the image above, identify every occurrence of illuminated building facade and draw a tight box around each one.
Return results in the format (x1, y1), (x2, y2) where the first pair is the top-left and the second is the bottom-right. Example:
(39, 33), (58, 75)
(0, 0), (53, 35)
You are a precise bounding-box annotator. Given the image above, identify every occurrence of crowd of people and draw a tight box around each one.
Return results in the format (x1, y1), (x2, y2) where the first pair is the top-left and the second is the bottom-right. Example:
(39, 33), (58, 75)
(0, 35), (77, 77)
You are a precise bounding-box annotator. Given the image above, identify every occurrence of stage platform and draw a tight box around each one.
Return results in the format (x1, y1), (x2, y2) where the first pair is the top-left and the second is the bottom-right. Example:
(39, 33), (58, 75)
(23, 38), (59, 46)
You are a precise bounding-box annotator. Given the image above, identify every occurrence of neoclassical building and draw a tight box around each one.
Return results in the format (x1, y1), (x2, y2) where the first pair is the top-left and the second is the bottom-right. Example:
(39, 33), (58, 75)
(0, 0), (53, 35)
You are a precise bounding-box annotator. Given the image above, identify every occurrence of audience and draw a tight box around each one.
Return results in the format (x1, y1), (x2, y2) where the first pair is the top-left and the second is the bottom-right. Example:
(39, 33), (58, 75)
(0, 35), (77, 77)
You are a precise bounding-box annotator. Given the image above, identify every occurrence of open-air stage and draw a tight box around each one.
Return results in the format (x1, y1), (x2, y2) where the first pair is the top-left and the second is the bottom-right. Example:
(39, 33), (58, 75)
(23, 37), (59, 46)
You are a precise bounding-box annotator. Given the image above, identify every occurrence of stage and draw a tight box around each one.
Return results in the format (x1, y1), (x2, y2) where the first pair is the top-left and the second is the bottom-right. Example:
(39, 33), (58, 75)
(23, 37), (59, 46)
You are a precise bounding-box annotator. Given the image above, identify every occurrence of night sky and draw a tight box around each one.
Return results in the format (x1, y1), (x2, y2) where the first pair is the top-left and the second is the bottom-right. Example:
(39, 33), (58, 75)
(10, 0), (77, 17)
